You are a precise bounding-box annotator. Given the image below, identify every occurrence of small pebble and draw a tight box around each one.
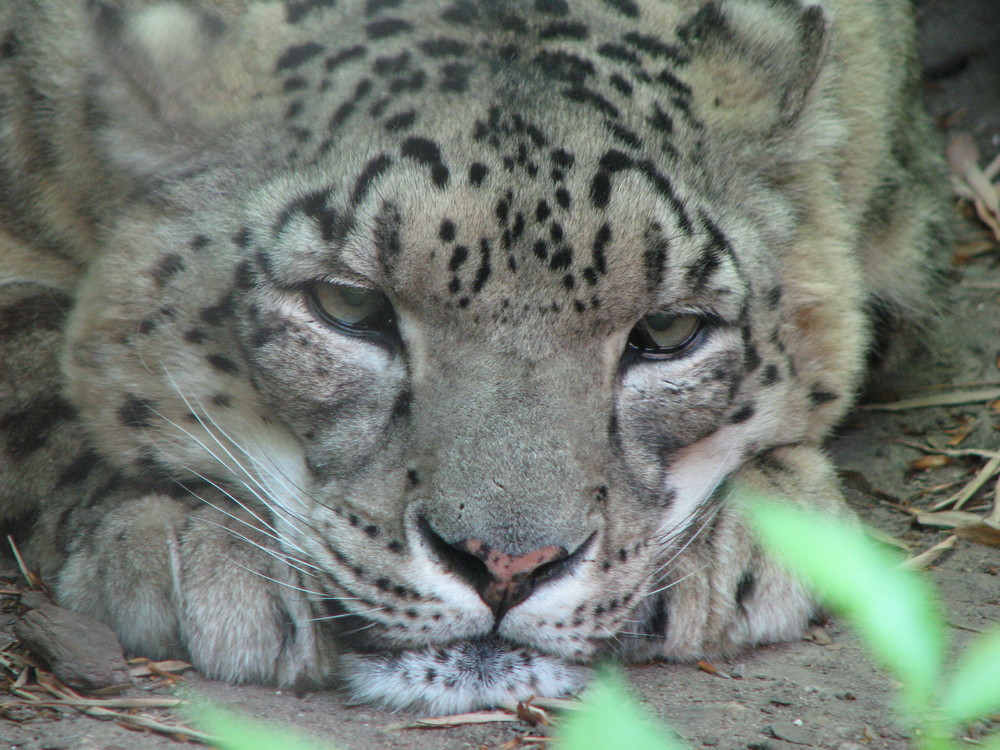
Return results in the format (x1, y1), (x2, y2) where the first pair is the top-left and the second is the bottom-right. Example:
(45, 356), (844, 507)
(769, 721), (816, 745)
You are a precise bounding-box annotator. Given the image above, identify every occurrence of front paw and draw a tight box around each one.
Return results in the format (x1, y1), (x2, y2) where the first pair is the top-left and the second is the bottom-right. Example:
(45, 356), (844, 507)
(620, 445), (849, 661)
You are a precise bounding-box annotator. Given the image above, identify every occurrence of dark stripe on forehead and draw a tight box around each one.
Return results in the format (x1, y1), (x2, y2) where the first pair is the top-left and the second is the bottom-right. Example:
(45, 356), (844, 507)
(589, 150), (693, 233)
(374, 203), (403, 270)
(351, 154), (393, 206)
(643, 224), (671, 294)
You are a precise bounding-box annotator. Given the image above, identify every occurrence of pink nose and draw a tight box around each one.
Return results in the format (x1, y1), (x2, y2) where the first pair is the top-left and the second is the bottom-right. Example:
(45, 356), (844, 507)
(416, 516), (584, 623)
(456, 538), (569, 620)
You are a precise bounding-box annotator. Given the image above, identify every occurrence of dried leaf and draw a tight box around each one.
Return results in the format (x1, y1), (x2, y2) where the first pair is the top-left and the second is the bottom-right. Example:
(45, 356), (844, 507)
(860, 388), (1000, 411)
(515, 700), (549, 726)
(14, 696), (185, 709)
(696, 660), (732, 678)
(804, 627), (833, 645)
(895, 440), (1000, 460)
(954, 520), (1000, 547)
(930, 455), (1000, 510)
(412, 710), (519, 728)
(949, 133), (1000, 240)
(945, 417), (978, 446)
(953, 236), (998, 264)
(865, 527), (910, 551)
(900, 536), (957, 571)
(915, 510), (985, 528)
(910, 455), (951, 471)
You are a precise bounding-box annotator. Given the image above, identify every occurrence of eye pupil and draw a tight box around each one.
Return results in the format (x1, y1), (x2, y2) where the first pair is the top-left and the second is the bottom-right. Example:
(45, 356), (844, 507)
(628, 313), (704, 359)
(309, 282), (395, 336)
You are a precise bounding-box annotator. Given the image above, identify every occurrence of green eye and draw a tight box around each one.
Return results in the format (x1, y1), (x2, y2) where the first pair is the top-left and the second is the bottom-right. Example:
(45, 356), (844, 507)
(628, 313), (704, 358)
(308, 282), (395, 335)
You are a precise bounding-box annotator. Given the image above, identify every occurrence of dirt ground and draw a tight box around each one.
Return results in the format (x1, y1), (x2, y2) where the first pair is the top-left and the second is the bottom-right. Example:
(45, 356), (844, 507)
(3, 1), (1000, 748)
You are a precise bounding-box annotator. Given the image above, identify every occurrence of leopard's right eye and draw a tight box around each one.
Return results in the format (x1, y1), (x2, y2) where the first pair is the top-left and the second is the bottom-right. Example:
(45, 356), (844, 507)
(308, 282), (396, 337)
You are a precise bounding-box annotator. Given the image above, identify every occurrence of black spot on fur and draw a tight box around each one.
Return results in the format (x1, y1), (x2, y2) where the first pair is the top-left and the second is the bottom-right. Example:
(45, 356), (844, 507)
(286, 0), (337, 24)
(448, 244), (469, 272)
(384, 109), (417, 131)
(56, 451), (99, 487)
(276, 42), (325, 72)
(401, 136), (449, 187)
(439, 219), (456, 242)
(735, 570), (756, 608)
(325, 45), (366, 72)
(809, 389), (839, 406)
(439, 62), (472, 93)
(206, 354), (239, 374)
(608, 73), (633, 96)
(351, 154), (393, 205)
(549, 247), (572, 270)
(118, 395), (156, 429)
(419, 37), (468, 57)
(468, 162), (488, 186)
(0, 31), (18, 59)
(185, 328), (207, 345)
(0, 294), (69, 337)
(366, 18), (412, 39)
(473, 239), (492, 292)
(562, 86), (619, 118)
(539, 21), (588, 40)
(534, 50), (595, 85)
(605, 121), (642, 149)
(0, 507), (39, 545)
(604, 0), (640, 17)
(729, 404), (755, 424)
(365, 0), (403, 16)
(590, 172), (612, 209)
(441, 1), (478, 24)
(151, 254), (185, 287)
(200, 294), (234, 326)
(761, 363), (781, 386)
(642, 595), (669, 635)
(756, 452), (789, 475)
(622, 32), (687, 62)
(535, 0), (569, 14)
(0, 397), (77, 460)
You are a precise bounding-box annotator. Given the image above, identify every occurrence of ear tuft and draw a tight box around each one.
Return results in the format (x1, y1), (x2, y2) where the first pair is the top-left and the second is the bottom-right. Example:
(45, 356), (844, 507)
(84, 1), (274, 182)
(679, 1), (828, 139)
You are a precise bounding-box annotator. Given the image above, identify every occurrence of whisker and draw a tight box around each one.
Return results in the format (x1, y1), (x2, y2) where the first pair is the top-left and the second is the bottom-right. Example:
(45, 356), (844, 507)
(193, 512), (322, 579)
(644, 564), (707, 599)
(300, 607), (387, 624)
(222, 556), (344, 599)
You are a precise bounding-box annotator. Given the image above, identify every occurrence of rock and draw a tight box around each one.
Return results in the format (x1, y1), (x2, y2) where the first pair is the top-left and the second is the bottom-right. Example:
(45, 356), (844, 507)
(14, 602), (131, 692)
(769, 722), (816, 745)
(19, 591), (51, 609)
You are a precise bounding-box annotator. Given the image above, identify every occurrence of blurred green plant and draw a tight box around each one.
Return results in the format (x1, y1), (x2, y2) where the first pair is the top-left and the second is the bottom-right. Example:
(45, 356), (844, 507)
(193, 704), (337, 750)
(748, 497), (1000, 750)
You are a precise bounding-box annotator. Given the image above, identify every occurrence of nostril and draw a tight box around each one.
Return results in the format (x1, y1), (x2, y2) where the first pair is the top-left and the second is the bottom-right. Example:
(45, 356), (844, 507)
(415, 515), (493, 592)
(416, 516), (594, 623)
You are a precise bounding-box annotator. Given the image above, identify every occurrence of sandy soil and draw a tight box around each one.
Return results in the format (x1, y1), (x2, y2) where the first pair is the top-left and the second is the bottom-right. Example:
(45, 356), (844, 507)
(2, 1), (999, 748)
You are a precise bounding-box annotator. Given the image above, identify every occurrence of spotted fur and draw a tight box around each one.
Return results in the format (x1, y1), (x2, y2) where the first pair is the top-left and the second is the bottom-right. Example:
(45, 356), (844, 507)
(0, 0), (949, 712)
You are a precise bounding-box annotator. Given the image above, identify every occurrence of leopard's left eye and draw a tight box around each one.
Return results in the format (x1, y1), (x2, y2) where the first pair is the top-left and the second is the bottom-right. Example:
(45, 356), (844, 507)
(627, 312), (705, 359)
(308, 282), (396, 337)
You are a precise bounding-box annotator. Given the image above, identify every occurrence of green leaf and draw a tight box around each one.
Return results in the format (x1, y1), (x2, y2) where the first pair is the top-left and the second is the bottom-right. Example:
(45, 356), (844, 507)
(746, 497), (945, 714)
(555, 668), (685, 750)
(942, 625), (1000, 727)
(195, 705), (339, 750)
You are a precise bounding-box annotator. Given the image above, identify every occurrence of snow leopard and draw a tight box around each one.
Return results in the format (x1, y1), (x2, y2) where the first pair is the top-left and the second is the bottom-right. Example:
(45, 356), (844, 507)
(0, 0), (950, 713)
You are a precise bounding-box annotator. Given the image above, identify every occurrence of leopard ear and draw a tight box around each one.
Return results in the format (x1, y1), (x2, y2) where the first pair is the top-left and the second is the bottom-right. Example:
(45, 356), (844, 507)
(85, 0), (283, 181)
(678, 0), (828, 140)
